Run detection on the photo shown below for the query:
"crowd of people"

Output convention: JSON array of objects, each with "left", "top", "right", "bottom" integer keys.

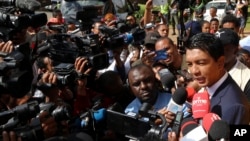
[{"left": 0, "top": 0, "right": 250, "bottom": 141}]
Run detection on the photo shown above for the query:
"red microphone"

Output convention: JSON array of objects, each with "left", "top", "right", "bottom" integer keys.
[
  {"left": 202, "top": 112, "right": 221, "bottom": 133},
  {"left": 192, "top": 91, "right": 210, "bottom": 119},
  {"left": 186, "top": 87, "right": 196, "bottom": 103}
]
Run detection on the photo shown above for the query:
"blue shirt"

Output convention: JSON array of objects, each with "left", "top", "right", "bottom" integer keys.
[{"left": 125, "top": 92, "right": 172, "bottom": 115}]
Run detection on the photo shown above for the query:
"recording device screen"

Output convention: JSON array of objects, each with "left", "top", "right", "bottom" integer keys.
[
  {"left": 172, "top": 111, "right": 183, "bottom": 137},
  {"left": 106, "top": 110, "right": 151, "bottom": 138}
]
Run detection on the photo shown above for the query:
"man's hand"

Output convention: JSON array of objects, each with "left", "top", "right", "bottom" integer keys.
[
  {"left": 2, "top": 131, "right": 22, "bottom": 141},
  {"left": 74, "top": 57, "right": 92, "bottom": 75},
  {"left": 0, "top": 41, "right": 14, "bottom": 54},
  {"left": 39, "top": 111, "right": 58, "bottom": 139},
  {"left": 141, "top": 49, "right": 156, "bottom": 67},
  {"left": 157, "top": 107, "right": 176, "bottom": 125},
  {"left": 39, "top": 72, "right": 57, "bottom": 85}
]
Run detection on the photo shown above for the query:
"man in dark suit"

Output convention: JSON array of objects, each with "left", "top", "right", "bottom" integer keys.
[{"left": 185, "top": 33, "right": 249, "bottom": 125}]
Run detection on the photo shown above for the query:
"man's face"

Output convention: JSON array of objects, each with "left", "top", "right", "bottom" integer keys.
[
  {"left": 222, "top": 22, "right": 239, "bottom": 33},
  {"left": 126, "top": 16, "right": 136, "bottom": 26},
  {"left": 157, "top": 25, "right": 169, "bottom": 37},
  {"left": 210, "top": 21, "right": 219, "bottom": 32},
  {"left": 155, "top": 39, "right": 178, "bottom": 67},
  {"left": 210, "top": 8, "right": 217, "bottom": 17},
  {"left": 186, "top": 49, "right": 224, "bottom": 87},
  {"left": 128, "top": 66, "right": 157, "bottom": 103},
  {"left": 12, "top": 29, "right": 27, "bottom": 45},
  {"left": 202, "top": 23, "right": 210, "bottom": 33},
  {"left": 223, "top": 44, "right": 238, "bottom": 66},
  {"left": 92, "top": 22, "right": 102, "bottom": 35}
]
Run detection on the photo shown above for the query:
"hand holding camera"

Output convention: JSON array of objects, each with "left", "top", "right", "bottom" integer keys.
[{"left": 0, "top": 41, "right": 14, "bottom": 55}]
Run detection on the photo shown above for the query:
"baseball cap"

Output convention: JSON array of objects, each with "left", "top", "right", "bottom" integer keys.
[
  {"left": 239, "top": 36, "right": 250, "bottom": 53},
  {"left": 215, "top": 28, "right": 239, "bottom": 46},
  {"left": 144, "top": 31, "right": 161, "bottom": 45}
]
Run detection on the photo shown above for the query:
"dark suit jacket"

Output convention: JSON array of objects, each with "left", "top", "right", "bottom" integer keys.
[{"left": 211, "top": 75, "right": 250, "bottom": 125}]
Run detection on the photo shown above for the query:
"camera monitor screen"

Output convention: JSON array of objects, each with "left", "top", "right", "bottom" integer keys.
[{"left": 106, "top": 109, "right": 151, "bottom": 138}]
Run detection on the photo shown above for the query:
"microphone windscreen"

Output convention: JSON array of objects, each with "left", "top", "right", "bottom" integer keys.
[
  {"left": 192, "top": 91, "right": 210, "bottom": 119},
  {"left": 186, "top": 87, "right": 196, "bottom": 103},
  {"left": 181, "top": 117, "right": 199, "bottom": 136},
  {"left": 202, "top": 113, "right": 221, "bottom": 133},
  {"left": 16, "top": 0, "right": 41, "bottom": 11},
  {"left": 158, "top": 69, "right": 176, "bottom": 92},
  {"left": 172, "top": 87, "right": 188, "bottom": 105},
  {"left": 208, "top": 120, "right": 230, "bottom": 141}
]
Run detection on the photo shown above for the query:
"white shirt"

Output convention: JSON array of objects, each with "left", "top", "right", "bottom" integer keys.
[{"left": 199, "top": 72, "right": 228, "bottom": 99}]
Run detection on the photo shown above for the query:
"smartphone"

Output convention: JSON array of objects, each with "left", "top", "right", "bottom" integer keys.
[
  {"left": 171, "top": 111, "right": 183, "bottom": 137},
  {"left": 154, "top": 48, "right": 167, "bottom": 62}
]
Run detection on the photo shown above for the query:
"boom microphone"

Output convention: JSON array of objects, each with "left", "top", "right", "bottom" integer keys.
[
  {"left": 16, "top": 0, "right": 41, "bottom": 11},
  {"left": 192, "top": 91, "right": 210, "bottom": 119},
  {"left": 167, "top": 87, "right": 187, "bottom": 114}
]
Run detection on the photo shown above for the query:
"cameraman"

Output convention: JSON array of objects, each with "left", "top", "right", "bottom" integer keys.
[{"left": 0, "top": 57, "right": 58, "bottom": 141}]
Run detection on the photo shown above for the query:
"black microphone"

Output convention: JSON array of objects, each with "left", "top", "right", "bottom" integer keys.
[
  {"left": 208, "top": 120, "right": 230, "bottom": 141},
  {"left": 166, "top": 87, "right": 188, "bottom": 114},
  {"left": 15, "top": 0, "right": 41, "bottom": 11},
  {"left": 158, "top": 68, "right": 176, "bottom": 92}
]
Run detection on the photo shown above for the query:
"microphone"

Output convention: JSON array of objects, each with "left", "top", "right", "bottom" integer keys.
[
  {"left": 180, "top": 125, "right": 208, "bottom": 141},
  {"left": 208, "top": 120, "right": 230, "bottom": 141},
  {"left": 180, "top": 117, "right": 199, "bottom": 136},
  {"left": 75, "top": 108, "right": 106, "bottom": 128},
  {"left": 202, "top": 113, "right": 221, "bottom": 133},
  {"left": 192, "top": 91, "right": 210, "bottom": 119},
  {"left": 158, "top": 68, "right": 176, "bottom": 92},
  {"left": 15, "top": 0, "right": 41, "bottom": 11},
  {"left": 167, "top": 87, "right": 188, "bottom": 114},
  {"left": 186, "top": 87, "right": 196, "bottom": 103}
]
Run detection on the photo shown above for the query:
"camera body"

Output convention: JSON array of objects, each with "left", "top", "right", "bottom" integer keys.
[{"left": 99, "top": 24, "right": 145, "bottom": 48}]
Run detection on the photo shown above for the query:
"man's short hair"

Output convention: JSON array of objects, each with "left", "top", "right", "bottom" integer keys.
[
  {"left": 221, "top": 14, "right": 240, "bottom": 28},
  {"left": 188, "top": 33, "right": 223, "bottom": 61}
]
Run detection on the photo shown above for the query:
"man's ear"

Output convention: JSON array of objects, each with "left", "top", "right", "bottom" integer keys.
[{"left": 217, "top": 56, "right": 225, "bottom": 69}]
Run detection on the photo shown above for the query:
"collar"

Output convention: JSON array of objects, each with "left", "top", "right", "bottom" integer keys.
[{"left": 206, "top": 72, "right": 228, "bottom": 99}]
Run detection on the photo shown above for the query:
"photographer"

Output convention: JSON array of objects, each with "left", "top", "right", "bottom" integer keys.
[{"left": 0, "top": 54, "right": 58, "bottom": 141}]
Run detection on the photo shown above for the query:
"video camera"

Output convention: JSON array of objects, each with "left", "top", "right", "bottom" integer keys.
[
  {"left": 99, "top": 24, "right": 145, "bottom": 49},
  {"left": 37, "top": 33, "right": 109, "bottom": 70},
  {"left": 74, "top": 103, "right": 168, "bottom": 140},
  {"left": 0, "top": 6, "right": 47, "bottom": 41},
  {"left": 35, "top": 33, "right": 109, "bottom": 88},
  {"left": 0, "top": 101, "right": 44, "bottom": 141},
  {"left": 39, "top": 102, "right": 72, "bottom": 122},
  {"left": 0, "top": 42, "right": 33, "bottom": 98}
]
